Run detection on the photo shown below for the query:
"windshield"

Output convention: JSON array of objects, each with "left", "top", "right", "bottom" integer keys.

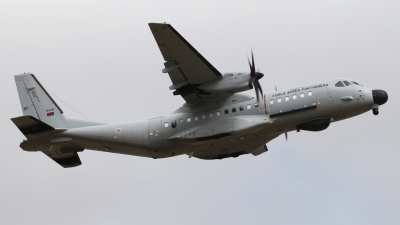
[
  {"left": 335, "top": 81, "right": 345, "bottom": 87},
  {"left": 343, "top": 81, "right": 351, "bottom": 86}
]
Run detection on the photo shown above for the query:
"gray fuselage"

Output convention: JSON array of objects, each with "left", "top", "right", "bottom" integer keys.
[{"left": 58, "top": 78, "right": 374, "bottom": 160}]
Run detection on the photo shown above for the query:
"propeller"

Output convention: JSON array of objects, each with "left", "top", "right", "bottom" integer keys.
[
  {"left": 247, "top": 50, "right": 264, "bottom": 105},
  {"left": 275, "top": 84, "right": 288, "bottom": 142}
]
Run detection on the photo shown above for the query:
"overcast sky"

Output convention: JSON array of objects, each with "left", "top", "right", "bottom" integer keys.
[{"left": 1, "top": 0, "right": 399, "bottom": 224}]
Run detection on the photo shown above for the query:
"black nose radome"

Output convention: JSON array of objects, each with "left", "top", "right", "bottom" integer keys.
[{"left": 372, "top": 90, "right": 388, "bottom": 105}]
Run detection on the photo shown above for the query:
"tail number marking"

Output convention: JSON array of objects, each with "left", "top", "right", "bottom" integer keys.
[{"left": 32, "top": 90, "right": 40, "bottom": 102}]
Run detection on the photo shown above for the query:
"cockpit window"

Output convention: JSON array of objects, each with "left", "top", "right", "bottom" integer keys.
[
  {"left": 351, "top": 81, "right": 363, "bottom": 86},
  {"left": 335, "top": 81, "right": 345, "bottom": 87},
  {"left": 343, "top": 81, "right": 351, "bottom": 86}
]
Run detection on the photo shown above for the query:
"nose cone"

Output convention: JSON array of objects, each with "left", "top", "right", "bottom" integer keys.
[{"left": 372, "top": 90, "right": 388, "bottom": 105}]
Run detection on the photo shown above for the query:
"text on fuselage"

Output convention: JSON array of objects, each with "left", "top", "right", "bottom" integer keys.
[{"left": 272, "top": 84, "right": 328, "bottom": 97}]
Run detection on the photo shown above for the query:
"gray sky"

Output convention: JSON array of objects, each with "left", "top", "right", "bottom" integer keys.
[{"left": 1, "top": 0, "right": 399, "bottom": 224}]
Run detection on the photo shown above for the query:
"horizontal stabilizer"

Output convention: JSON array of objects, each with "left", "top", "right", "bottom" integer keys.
[
  {"left": 11, "top": 115, "right": 55, "bottom": 139},
  {"left": 19, "top": 138, "right": 84, "bottom": 168},
  {"left": 43, "top": 151, "right": 82, "bottom": 168}
]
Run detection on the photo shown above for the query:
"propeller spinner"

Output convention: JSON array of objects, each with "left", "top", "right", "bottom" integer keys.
[{"left": 248, "top": 51, "right": 264, "bottom": 105}]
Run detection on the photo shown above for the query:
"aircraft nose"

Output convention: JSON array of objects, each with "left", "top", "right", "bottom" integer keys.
[{"left": 372, "top": 89, "right": 388, "bottom": 105}]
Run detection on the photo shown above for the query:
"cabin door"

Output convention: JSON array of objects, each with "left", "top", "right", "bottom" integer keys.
[{"left": 315, "top": 86, "right": 330, "bottom": 107}]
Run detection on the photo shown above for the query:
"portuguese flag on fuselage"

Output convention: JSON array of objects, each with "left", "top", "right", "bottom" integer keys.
[{"left": 47, "top": 112, "right": 54, "bottom": 117}]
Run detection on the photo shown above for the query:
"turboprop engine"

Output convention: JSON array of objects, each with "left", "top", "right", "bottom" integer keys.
[
  {"left": 198, "top": 51, "right": 265, "bottom": 105},
  {"left": 197, "top": 72, "right": 252, "bottom": 93}
]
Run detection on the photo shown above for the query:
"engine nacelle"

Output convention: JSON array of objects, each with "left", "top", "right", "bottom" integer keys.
[{"left": 197, "top": 72, "right": 251, "bottom": 93}]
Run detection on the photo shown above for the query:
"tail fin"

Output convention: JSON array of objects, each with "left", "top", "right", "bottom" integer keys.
[{"left": 15, "top": 73, "right": 69, "bottom": 129}]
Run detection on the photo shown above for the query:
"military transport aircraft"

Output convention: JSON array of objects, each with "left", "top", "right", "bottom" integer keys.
[{"left": 11, "top": 23, "right": 388, "bottom": 168}]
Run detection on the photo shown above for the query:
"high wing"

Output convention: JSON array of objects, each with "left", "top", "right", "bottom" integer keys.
[{"left": 149, "top": 23, "right": 223, "bottom": 103}]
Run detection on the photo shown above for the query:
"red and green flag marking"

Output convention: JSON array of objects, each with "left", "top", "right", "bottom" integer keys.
[{"left": 47, "top": 112, "right": 54, "bottom": 117}]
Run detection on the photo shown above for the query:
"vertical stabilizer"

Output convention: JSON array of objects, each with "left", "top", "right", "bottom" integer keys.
[{"left": 14, "top": 73, "right": 68, "bottom": 128}]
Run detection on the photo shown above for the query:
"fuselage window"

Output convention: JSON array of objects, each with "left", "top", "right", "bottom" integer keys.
[
  {"left": 202, "top": 114, "right": 206, "bottom": 119},
  {"left": 187, "top": 118, "right": 191, "bottom": 122},
  {"left": 210, "top": 113, "right": 213, "bottom": 117},
  {"left": 179, "top": 119, "right": 183, "bottom": 123},
  {"left": 217, "top": 111, "right": 221, "bottom": 116},
  {"left": 247, "top": 104, "right": 251, "bottom": 109},
  {"left": 164, "top": 122, "right": 169, "bottom": 128},
  {"left": 300, "top": 93, "right": 304, "bottom": 98},
  {"left": 232, "top": 107, "right": 236, "bottom": 113},
  {"left": 171, "top": 120, "right": 177, "bottom": 128},
  {"left": 194, "top": 116, "right": 198, "bottom": 121},
  {"left": 285, "top": 96, "right": 289, "bottom": 101},
  {"left": 239, "top": 106, "right": 244, "bottom": 111},
  {"left": 293, "top": 95, "right": 297, "bottom": 100},
  {"left": 277, "top": 98, "right": 281, "bottom": 103},
  {"left": 269, "top": 100, "right": 274, "bottom": 105},
  {"left": 308, "top": 91, "right": 313, "bottom": 96},
  {"left": 343, "top": 81, "right": 351, "bottom": 86},
  {"left": 335, "top": 81, "right": 345, "bottom": 87},
  {"left": 224, "top": 109, "right": 229, "bottom": 114}
]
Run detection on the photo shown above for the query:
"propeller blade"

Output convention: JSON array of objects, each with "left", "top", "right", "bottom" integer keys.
[
  {"left": 247, "top": 50, "right": 264, "bottom": 106},
  {"left": 275, "top": 84, "right": 278, "bottom": 91},
  {"left": 250, "top": 76, "right": 255, "bottom": 84},
  {"left": 249, "top": 76, "right": 255, "bottom": 89},
  {"left": 248, "top": 82, "right": 253, "bottom": 89},
  {"left": 248, "top": 56, "right": 254, "bottom": 89},
  {"left": 257, "top": 80, "right": 263, "bottom": 97},
  {"left": 285, "top": 132, "right": 288, "bottom": 142},
  {"left": 251, "top": 51, "right": 255, "bottom": 74},
  {"left": 254, "top": 80, "right": 260, "bottom": 104}
]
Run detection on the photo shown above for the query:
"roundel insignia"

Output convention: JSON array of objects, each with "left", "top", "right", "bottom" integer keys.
[{"left": 115, "top": 128, "right": 121, "bottom": 134}]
